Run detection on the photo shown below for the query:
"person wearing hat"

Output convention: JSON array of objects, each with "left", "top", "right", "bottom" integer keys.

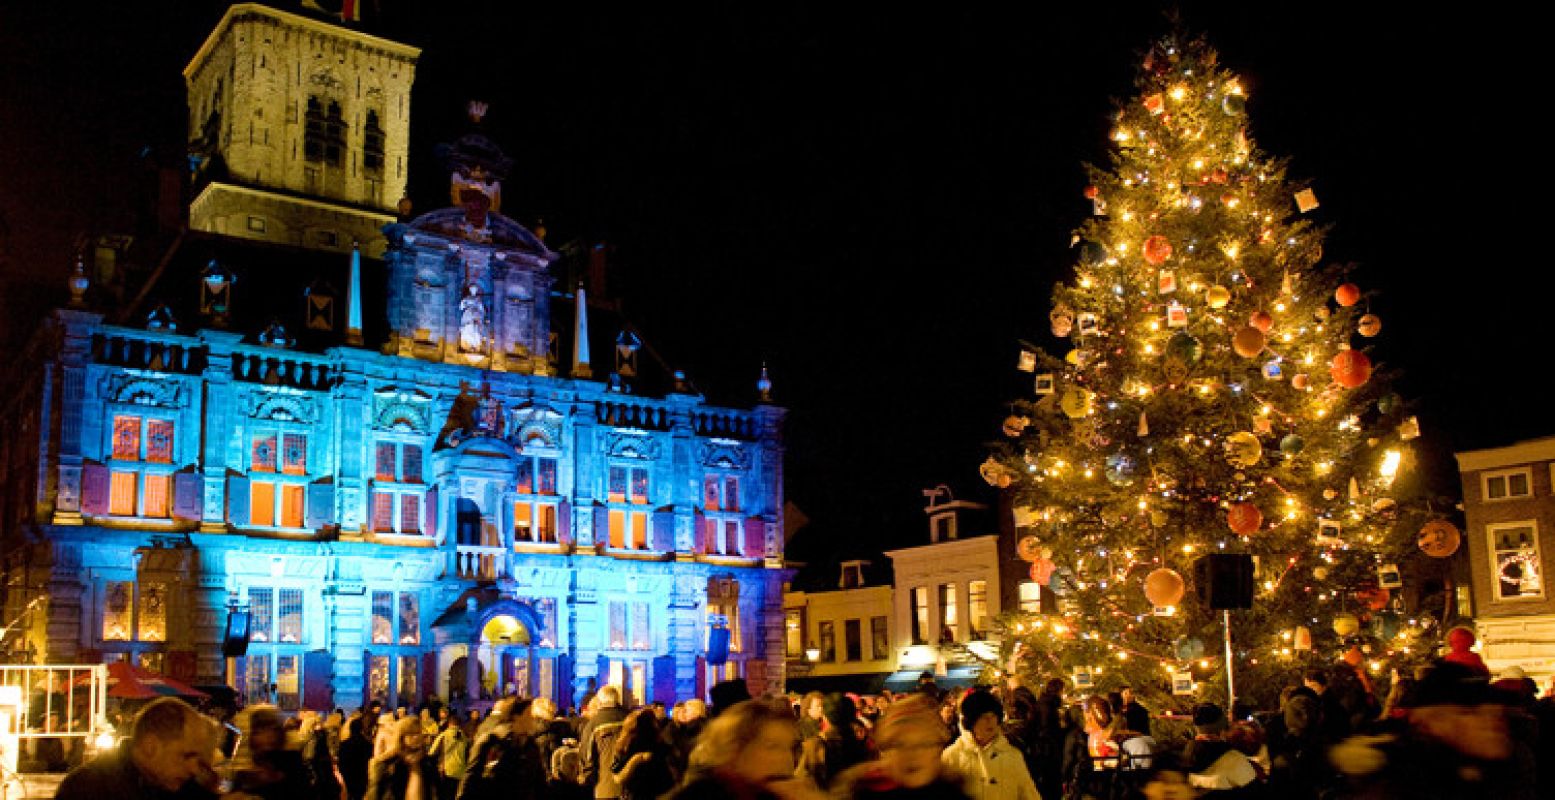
[
  {"left": 708, "top": 678, "right": 752, "bottom": 718},
  {"left": 1182, "top": 704, "right": 1256, "bottom": 792},
  {"left": 1330, "top": 659, "right": 1531, "bottom": 799},
  {"left": 939, "top": 690, "right": 1040, "bottom": 800}
]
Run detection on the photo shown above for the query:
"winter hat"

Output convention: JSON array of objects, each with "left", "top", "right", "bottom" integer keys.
[
  {"left": 708, "top": 678, "right": 752, "bottom": 717},
  {"left": 1191, "top": 702, "right": 1227, "bottom": 734},
  {"left": 958, "top": 689, "right": 1004, "bottom": 728}
]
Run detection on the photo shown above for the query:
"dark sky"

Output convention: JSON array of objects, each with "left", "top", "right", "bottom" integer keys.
[{"left": 0, "top": 3, "right": 1543, "bottom": 566}]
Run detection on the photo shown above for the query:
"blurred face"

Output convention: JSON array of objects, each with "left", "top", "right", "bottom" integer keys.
[
  {"left": 970, "top": 713, "right": 1000, "bottom": 747},
  {"left": 134, "top": 721, "right": 210, "bottom": 792},
  {"left": 939, "top": 705, "right": 956, "bottom": 724},
  {"left": 807, "top": 699, "right": 823, "bottom": 720},
  {"left": 1412, "top": 704, "right": 1510, "bottom": 761},
  {"left": 399, "top": 729, "right": 428, "bottom": 762},
  {"left": 732, "top": 722, "right": 799, "bottom": 784},
  {"left": 882, "top": 725, "right": 944, "bottom": 788}
]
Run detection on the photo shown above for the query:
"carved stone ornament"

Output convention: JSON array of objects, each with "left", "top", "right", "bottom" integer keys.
[
  {"left": 698, "top": 442, "right": 748, "bottom": 470},
  {"left": 603, "top": 431, "right": 660, "bottom": 460},
  {"left": 104, "top": 374, "right": 185, "bottom": 408},
  {"left": 372, "top": 388, "right": 435, "bottom": 433},
  {"left": 242, "top": 390, "right": 320, "bottom": 423},
  {"left": 509, "top": 404, "right": 563, "bottom": 448}
]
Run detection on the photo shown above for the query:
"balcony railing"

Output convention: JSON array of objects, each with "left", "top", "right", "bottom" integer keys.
[{"left": 455, "top": 545, "right": 506, "bottom": 581}]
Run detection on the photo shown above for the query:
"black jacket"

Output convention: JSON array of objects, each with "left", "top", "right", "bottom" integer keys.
[{"left": 54, "top": 745, "right": 218, "bottom": 800}]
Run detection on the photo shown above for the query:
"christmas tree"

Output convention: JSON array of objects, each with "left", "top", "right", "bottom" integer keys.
[{"left": 987, "top": 30, "right": 1455, "bottom": 711}]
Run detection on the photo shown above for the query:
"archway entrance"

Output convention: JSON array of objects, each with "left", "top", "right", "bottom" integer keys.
[{"left": 472, "top": 614, "right": 530, "bottom": 699}]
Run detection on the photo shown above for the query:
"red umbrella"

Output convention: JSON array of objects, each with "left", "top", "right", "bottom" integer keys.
[{"left": 74, "top": 662, "right": 210, "bottom": 699}]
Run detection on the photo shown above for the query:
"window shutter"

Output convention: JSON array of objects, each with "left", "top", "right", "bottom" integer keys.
[
  {"left": 172, "top": 472, "right": 202, "bottom": 521},
  {"left": 694, "top": 654, "right": 707, "bottom": 702},
  {"left": 692, "top": 513, "right": 710, "bottom": 556},
  {"left": 423, "top": 486, "right": 438, "bottom": 537},
  {"left": 226, "top": 475, "right": 250, "bottom": 524},
  {"left": 80, "top": 463, "right": 110, "bottom": 515},
  {"left": 651, "top": 511, "right": 675, "bottom": 553},
  {"left": 303, "top": 650, "right": 334, "bottom": 712},
  {"left": 306, "top": 481, "right": 335, "bottom": 530},
  {"left": 652, "top": 654, "right": 677, "bottom": 706},
  {"left": 592, "top": 503, "right": 608, "bottom": 548},
  {"left": 556, "top": 500, "right": 572, "bottom": 546},
  {"left": 421, "top": 651, "right": 438, "bottom": 706},
  {"left": 742, "top": 517, "right": 765, "bottom": 559}
]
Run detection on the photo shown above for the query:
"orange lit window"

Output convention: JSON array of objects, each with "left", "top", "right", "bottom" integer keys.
[
  {"left": 112, "top": 416, "right": 142, "bottom": 460},
  {"left": 537, "top": 504, "right": 557, "bottom": 543},
  {"left": 630, "top": 513, "right": 648, "bottom": 549},
  {"left": 281, "top": 484, "right": 305, "bottom": 527},
  {"left": 109, "top": 472, "right": 138, "bottom": 516},
  {"left": 609, "top": 510, "right": 626, "bottom": 549},
  {"left": 252, "top": 436, "right": 277, "bottom": 473},
  {"left": 143, "top": 474, "right": 171, "bottom": 518},
  {"left": 251, "top": 482, "right": 276, "bottom": 527},
  {"left": 514, "top": 502, "right": 533, "bottom": 542},
  {"left": 146, "top": 420, "right": 174, "bottom": 464},
  {"left": 281, "top": 434, "right": 307, "bottom": 475}
]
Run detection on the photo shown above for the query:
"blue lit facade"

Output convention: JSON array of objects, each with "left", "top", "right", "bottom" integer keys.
[{"left": 0, "top": 4, "right": 786, "bottom": 714}]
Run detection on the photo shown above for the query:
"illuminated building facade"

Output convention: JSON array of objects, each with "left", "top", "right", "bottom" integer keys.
[{"left": 0, "top": 3, "right": 786, "bottom": 713}]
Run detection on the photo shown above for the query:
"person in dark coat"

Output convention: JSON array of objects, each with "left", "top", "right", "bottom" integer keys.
[
  {"left": 607, "top": 709, "right": 676, "bottom": 800},
  {"left": 54, "top": 698, "right": 218, "bottom": 800},
  {"left": 794, "top": 694, "right": 873, "bottom": 789},
  {"left": 662, "top": 699, "right": 707, "bottom": 778},
  {"left": 368, "top": 717, "right": 438, "bottom": 800},
  {"left": 456, "top": 700, "right": 547, "bottom": 800},
  {"left": 1119, "top": 686, "right": 1151, "bottom": 738},
  {"left": 232, "top": 705, "right": 314, "bottom": 800},
  {"left": 339, "top": 712, "right": 378, "bottom": 800}
]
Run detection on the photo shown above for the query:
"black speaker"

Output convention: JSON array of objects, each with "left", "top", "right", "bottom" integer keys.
[
  {"left": 223, "top": 611, "right": 251, "bottom": 657},
  {"left": 706, "top": 627, "right": 730, "bottom": 666},
  {"left": 1194, "top": 554, "right": 1254, "bottom": 610}
]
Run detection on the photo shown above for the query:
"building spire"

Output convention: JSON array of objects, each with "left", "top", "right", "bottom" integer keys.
[
  {"left": 572, "top": 282, "right": 592, "bottom": 379},
  {"left": 346, "top": 241, "right": 364, "bottom": 346}
]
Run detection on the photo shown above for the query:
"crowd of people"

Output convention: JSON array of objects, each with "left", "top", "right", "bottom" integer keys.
[{"left": 49, "top": 656, "right": 1555, "bottom": 800}]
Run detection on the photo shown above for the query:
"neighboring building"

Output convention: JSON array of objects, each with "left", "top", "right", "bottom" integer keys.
[
  {"left": 0, "top": 4, "right": 786, "bottom": 713},
  {"left": 1457, "top": 436, "right": 1555, "bottom": 681},
  {"left": 782, "top": 560, "right": 896, "bottom": 695},
  {"left": 882, "top": 486, "right": 1012, "bottom": 691}
]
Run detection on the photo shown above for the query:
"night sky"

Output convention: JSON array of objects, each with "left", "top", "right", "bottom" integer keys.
[{"left": 0, "top": 3, "right": 1543, "bottom": 569}]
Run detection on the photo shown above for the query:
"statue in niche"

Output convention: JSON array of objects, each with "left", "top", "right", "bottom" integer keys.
[{"left": 459, "top": 283, "right": 488, "bottom": 352}]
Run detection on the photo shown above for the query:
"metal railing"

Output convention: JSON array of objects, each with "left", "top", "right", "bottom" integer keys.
[{"left": 0, "top": 665, "right": 108, "bottom": 741}]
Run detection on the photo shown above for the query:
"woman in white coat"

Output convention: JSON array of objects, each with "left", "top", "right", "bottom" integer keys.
[{"left": 940, "top": 690, "right": 1041, "bottom": 800}]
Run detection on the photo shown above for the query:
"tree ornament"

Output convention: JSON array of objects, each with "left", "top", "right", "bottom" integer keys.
[
  {"left": 1249, "top": 310, "right": 1273, "bottom": 334},
  {"left": 1030, "top": 558, "right": 1057, "bottom": 585},
  {"left": 1417, "top": 519, "right": 1462, "bottom": 558},
  {"left": 1342, "top": 645, "right": 1365, "bottom": 668},
  {"left": 1002, "top": 415, "right": 1030, "bottom": 437},
  {"left": 1312, "top": 566, "right": 1329, "bottom": 581},
  {"left": 1294, "top": 626, "right": 1313, "bottom": 651},
  {"left": 1138, "top": 412, "right": 1149, "bottom": 437},
  {"left": 1106, "top": 452, "right": 1138, "bottom": 486},
  {"left": 1222, "top": 93, "right": 1246, "bottom": 116},
  {"left": 1280, "top": 433, "right": 1305, "bottom": 455},
  {"left": 1206, "top": 285, "right": 1231, "bottom": 309},
  {"left": 1358, "top": 314, "right": 1382, "bottom": 337},
  {"left": 1233, "top": 326, "right": 1266, "bottom": 358},
  {"left": 1048, "top": 566, "right": 1076, "bottom": 596},
  {"left": 1335, "top": 283, "right": 1362, "bottom": 307},
  {"left": 1060, "top": 386, "right": 1094, "bottom": 418},
  {"left": 1227, "top": 502, "right": 1263, "bottom": 535},
  {"left": 1144, "top": 93, "right": 1165, "bottom": 115},
  {"left": 1083, "top": 185, "right": 1100, "bottom": 200},
  {"left": 1332, "top": 613, "right": 1360, "bottom": 637},
  {"left": 1356, "top": 587, "right": 1390, "bottom": 611},
  {"left": 1292, "top": 373, "right": 1310, "bottom": 390},
  {"left": 1174, "top": 636, "right": 1206, "bottom": 661},
  {"left": 1144, "top": 568, "right": 1186, "bottom": 607},
  {"left": 1211, "top": 168, "right": 1229, "bottom": 184},
  {"left": 1065, "top": 349, "right": 1084, "bottom": 366},
  {"left": 1166, "top": 331, "right": 1203, "bottom": 364},
  {"left": 1143, "top": 235, "right": 1174, "bottom": 265},
  {"left": 1330, "top": 349, "right": 1372, "bottom": 388},
  {"left": 979, "top": 457, "right": 1010, "bottom": 487},
  {"left": 1224, "top": 432, "right": 1263, "bottom": 468},
  {"left": 1017, "top": 535, "right": 1044, "bottom": 562},
  {"left": 1051, "top": 307, "right": 1075, "bottom": 338}
]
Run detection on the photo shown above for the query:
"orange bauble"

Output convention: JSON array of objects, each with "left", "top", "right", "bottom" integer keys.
[
  {"left": 1330, "top": 349, "right": 1373, "bottom": 388},
  {"left": 1144, "top": 568, "right": 1187, "bottom": 607},
  {"left": 1335, "top": 283, "right": 1362, "bottom": 307},
  {"left": 1358, "top": 314, "right": 1382, "bottom": 337},
  {"left": 1343, "top": 645, "right": 1365, "bottom": 668},
  {"left": 1417, "top": 520, "right": 1462, "bottom": 558},
  {"left": 1143, "top": 235, "right": 1174, "bottom": 265},
  {"left": 1083, "top": 185, "right": 1100, "bottom": 200},
  {"left": 1227, "top": 502, "right": 1263, "bottom": 535},
  {"left": 1233, "top": 326, "right": 1266, "bottom": 358},
  {"left": 1249, "top": 310, "right": 1273, "bottom": 334}
]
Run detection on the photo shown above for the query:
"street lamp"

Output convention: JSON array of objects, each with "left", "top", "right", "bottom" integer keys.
[{"left": 805, "top": 643, "right": 821, "bottom": 662}]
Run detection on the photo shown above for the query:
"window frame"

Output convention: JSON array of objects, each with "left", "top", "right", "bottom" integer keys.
[
  {"left": 969, "top": 579, "right": 989, "bottom": 640},
  {"left": 511, "top": 449, "right": 563, "bottom": 546},
  {"left": 371, "top": 436, "right": 428, "bottom": 536},
  {"left": 606, "top": 599, "right": 654, "bottom": 653},
  {"left": 242, "top": 584, "right": 308, "bottom": 711},
  {"left": 105, "top": 410, "right": 179, "bottom": 519},
  {"left": 843, "top": 618, "right": 862, "bottom": 662},
  {"left": 910, "top": 586, "right": 929, "bottom": 645},
  {"left": 1488, "top": 520, "right": 1545, "bottom": 602},
  {"left": 1483, "top": 467, "right": 1534, "bottom": 502},
  {"left": 246, "top": 423, "right": 313, "bottom": 530},
  {"left": 871, "top": 615, "right": 890, "bottom": 660},
  {"left": 818, "top": 620, "right": 836, "bottom": 663},
  {"left": 604, "top": 461, "right": 652, "bottom": 552}
]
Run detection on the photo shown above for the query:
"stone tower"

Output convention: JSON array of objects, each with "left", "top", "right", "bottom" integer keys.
[{"left": 183, "top": 3, "right": 420, "bottom": 257}]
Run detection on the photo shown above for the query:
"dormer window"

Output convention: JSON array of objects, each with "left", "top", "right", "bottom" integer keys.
[{"left": 840, "top": 562, "right": 865, "bottom": 589}]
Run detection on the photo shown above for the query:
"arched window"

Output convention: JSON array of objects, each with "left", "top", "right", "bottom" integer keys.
[
  {"left": 324, "top": 101, "right": 346, "bottom": 166},
  {"left": 364, "top": 110, "right": 385, "bottom": 171},
  {"left": 304, "top": 97, "right": 325, "bottom": 162}
]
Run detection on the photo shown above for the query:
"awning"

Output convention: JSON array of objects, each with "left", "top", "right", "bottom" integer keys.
[
  {"left": 882, "top": 666, "right": 986, "bottom": 692},
  {"left": 783, "top": 672, "right": 892, "bottom": 696},
  {"left": 74, "top": 662, "right": 209, "bottom": 700}
]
